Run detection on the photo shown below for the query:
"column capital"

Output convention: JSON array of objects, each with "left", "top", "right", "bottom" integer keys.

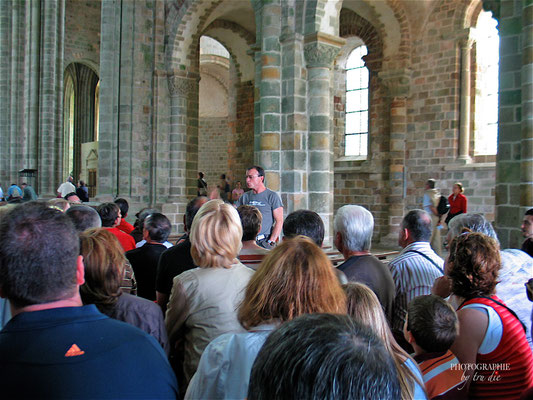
[
  {"left": 304, "top": 32, "right": 345, "bottom": 68},
  {"left": 378, "top": 68, "right": 413, "bottom": 98},
  {"left": 167, "top": 72, "right": 199, "bottom": 97}
]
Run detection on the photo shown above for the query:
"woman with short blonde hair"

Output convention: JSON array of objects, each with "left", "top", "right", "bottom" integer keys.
[
  {"left": 185, "top": 236, "right": 346, "bottom": 399},
  {"left": 189, "top": 199, "right": 242, "bottom": 268},
  {"left": 166, "top": 199, "right": 254, "bottom": 385}
]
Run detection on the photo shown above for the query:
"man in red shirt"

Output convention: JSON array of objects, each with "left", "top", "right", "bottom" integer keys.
[
  {"left": 114, "top": 198, "right": 134, "bottom": 234},
  {"left": 96, "top": 202, "right": 136, "bottom": 252}
]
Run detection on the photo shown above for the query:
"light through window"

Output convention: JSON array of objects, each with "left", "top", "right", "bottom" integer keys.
[
  {"left": 345, "top": 45, "right": 369, "bottom": 157},
  {"left": 474, "top": 11, "right": 499, "bottom": 155}
]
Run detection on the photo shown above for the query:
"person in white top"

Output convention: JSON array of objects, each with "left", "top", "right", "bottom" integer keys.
[{"left": 57, "top": 176, "right": 76, "bottom": 198}]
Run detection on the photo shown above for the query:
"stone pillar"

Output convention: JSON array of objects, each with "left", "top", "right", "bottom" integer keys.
[
  {"left": 39, "top": 0, "right": 66, "bottom": 196},
  {"left": 164, "top": 72, "right": 198, "bottom": 234},
  {"left": 304, "top": 33, "right": 344, "bottom": 242},
  {"left": 256, "top": 1, "right": 282, "bottom": 192},
  {"left": 378, "top": 68, "right": 412, "bottom": 245},
  {"left": 521, "top": 0, "right": 533, "bottom": 226},
  {"left": 494, "top": 1, "right": 527, "bottom": 247},
  {"left": 458, "top": 36, "right": 474, "bottom": 162},
  {"left": 280, "top": 32, "right": 307, "bottom": 214}
]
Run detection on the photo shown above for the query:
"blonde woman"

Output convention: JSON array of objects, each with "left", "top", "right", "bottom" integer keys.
[
  {"left": 343, "top": 282, "right": 427, "bottom": 400},
  {"left": 186, "top": 236, "right": 346, "bottom": 399},
  {"left": 165, "top": 199, "right": 254, "bottom": 384}
]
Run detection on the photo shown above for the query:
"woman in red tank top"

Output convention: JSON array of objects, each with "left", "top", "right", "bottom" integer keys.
[{"left": 446, "top": 232, "right": 533, "bottom": 399}]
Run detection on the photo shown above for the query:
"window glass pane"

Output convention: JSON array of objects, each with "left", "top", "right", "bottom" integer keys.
[
  {"left": 345, "top": 133, "right": 368, "bottom": 157},
  {"left": 345, "top": 45, "right": 369, "bottom": 157}
]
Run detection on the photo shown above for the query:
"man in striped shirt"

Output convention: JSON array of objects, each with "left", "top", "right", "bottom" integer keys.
[{"left": 389, "top": 209, "right": 444, "bottom": 350}]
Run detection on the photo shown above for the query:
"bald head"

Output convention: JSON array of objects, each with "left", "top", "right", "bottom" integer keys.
[{"left": 401, "top": 209, "right": 432, "bottom": 244}]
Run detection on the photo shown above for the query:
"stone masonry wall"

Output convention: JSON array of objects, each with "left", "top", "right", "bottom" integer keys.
[
  {"left": 199, "top": 117, "right": 231, "bottom": 190},
  {"left": 65, "top": 0, "right": 101, "bottom": 70}
]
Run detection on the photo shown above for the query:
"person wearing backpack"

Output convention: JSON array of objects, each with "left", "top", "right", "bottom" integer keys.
[{"left": 423, "top": 179, "right": 443, "bottom": 256}]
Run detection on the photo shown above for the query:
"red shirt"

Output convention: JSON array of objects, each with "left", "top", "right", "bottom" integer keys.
[
  {"left": 116, "top": 219, "right": 134, "bottom": 234},
  {"left": 104, "top": 227, "right": 136, "bottom": 252},
  {"left": 458, "top": 296, "right": 533, "bottom": 399},
  {"left": 448, "top": 193, "right": 467, "bottom": 215}
]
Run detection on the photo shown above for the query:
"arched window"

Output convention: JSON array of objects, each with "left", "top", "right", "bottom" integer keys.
[
  {"left": 345, "top": 45, "right": 369, "bottom": 157},
  {"left": 63, "top": 73, "right": 75, "bottom": 176},
  {"left": 474, "top": 11, "right": 499, "bottom": 155}
]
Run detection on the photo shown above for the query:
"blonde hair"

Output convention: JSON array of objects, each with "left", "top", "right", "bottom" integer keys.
[
  {"left": 343, "top": 282, "right": 425, "bottom": 400},
  {"left": 238, "top": 236, "right": 346, "bottom": 329},
  {"left": 190, "top": 199, "right": 242, "bottom": 268},
  {"left": 79, "top": 228, "right": 125, "bottom": 311}
]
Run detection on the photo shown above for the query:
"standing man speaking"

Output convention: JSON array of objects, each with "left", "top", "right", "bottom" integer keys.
[{"left": 237, "top": 166, "right": 283, "bottom": 249}]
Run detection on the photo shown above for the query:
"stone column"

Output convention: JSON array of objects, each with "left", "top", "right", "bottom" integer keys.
[
  {"left": 163, "top": 72, "right": 198, "bottom": 234},
  {"left": 280, "top": 32, "right": 307, "bottom": 213},
  {"left": 378, "top": 68, "right": 412, "bottom": 245},
  {"left": 304, "top": 33, "right": 344, "bottom": 242},
  {"left": 256, "top": 1, "right": 282, "bottom": 193},
  {"left": 38, "top": 0, "right": 65, "bottom": 196},
  {"left": 458, "top": 36, "right": 474, "bottom": 162},
  {"left": 521, "top": 0, "right": 533, "bottom": 222}
]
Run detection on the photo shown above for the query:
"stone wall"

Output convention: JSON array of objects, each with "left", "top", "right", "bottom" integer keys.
[
  {"left": 64, "top": 0, "right": 101, "bottom": 70},
  {"left": 199, "top": 117, "right": 231, "bottom": 189}
]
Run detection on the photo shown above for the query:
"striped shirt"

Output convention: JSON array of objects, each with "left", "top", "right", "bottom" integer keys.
[
  {"left": 388, "top": 242, "right": 444, "bottom": 333},
  {"left": 414, "top": 350, "right": 466, "bottom": 400}
]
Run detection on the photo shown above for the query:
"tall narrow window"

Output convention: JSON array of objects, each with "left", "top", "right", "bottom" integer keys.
[
  {"left": 345, "top": 45, "right": 369, "bottom": 157},
  {"left": 474, "top": 11, "right": 499, "bottom": 155}
]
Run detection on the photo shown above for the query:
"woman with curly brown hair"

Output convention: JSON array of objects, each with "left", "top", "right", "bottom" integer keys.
[
  {"left": 185, "top": 236, "right": 347, "bottom": 399},
  {"left": 446, "top": 231, "right": 533, "bottom": 399},
  {"left": 79, "top": 228, "right": 168, "bottom": 353}
]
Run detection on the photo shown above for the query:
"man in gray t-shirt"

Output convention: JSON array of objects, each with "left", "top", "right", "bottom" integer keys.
[{"left": 237, "top": 166, "right": 283, "bottom": 248}]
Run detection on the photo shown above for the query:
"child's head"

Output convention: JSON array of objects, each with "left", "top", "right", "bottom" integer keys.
[{"left": 405, "top": 295, "right": 458, "bottom": 353}]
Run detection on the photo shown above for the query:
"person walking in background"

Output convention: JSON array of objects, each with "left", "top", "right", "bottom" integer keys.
[
  {"left": 423, "top": 178, "right": 443, "bottom": 256},
  {"left": 76, "top": 180, "right": 89, "bottom": 202},
  {"left": 57, "top": 176, "right": 76, "bottom": 198},
  {"left": 232, "top": 181, "right": 244, "bottom": 205},
  {"left": 197, "top": 172, "right": 207, "bottom": 196},
  {"left": 218, "top": 174, "right": 230, "bottom": 202},
  {"left": 445, "top": 182, "right": 467, "bottom": 225}
]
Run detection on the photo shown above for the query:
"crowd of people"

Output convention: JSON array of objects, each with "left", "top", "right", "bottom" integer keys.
[{"left": 0, "top": 168, "right": 532, "bottom": 399}]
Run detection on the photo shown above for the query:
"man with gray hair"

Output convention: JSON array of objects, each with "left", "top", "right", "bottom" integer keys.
[
  {"left": 439, "top": 213, "right": 533, "bottom": 350},
  {"left": 389, "top": 209, "right": 444, "bottom": 350},
  {"left": 334, "top": 205, "right": 395, "bottom": 323},
  {"left": 65, "top": 205, "right": 102, "bottom": 233}
]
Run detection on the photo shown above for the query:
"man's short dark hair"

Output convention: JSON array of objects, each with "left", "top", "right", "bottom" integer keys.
[
  {"left": 402, "top": 209, "right": 432, "bottom": 242},
  {"left": 407, "top": 295, "right": 459, "bottom": 353},
  {"left": 526, "top": 208, "right": 533, "bottom": 216},
  {"left": 0, "top": 202, "right": 79, "bottom": 308},
  {"left": 114, "top": 198, "right": 129, "bottom": 218},
  {"left": 64, "top": 192, "right": 78, "bottom": 201},
  {"left": 238, "top": 205, "right": 262, "bottom": 241},
  {"left": 283, "top": 210, "right": 325, "bottom": 247},
  {"left": 144, "top": 213, "right": 172, "bottom": 242},
  {"left": 97, "top": 203, "right": 120, "bottom": 227},
  {"left": 248, "top": 313, "right": 401, "bottom": 400},
  {"left": 185, "top": 196, "right": 208, "bottom": 231},
  {"left": 426, "top": 179, "right": 436, "bottom": 189},
  {"left": 247, "top": 165, "right": 265, "bottom": 178},
  {"left": 66, "top": 205, "right": 102, "bottom": 232}
]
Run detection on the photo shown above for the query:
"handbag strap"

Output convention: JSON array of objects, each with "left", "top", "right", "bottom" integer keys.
[{"left": 405, "top": 249, "right": 444, "bottom": 274}]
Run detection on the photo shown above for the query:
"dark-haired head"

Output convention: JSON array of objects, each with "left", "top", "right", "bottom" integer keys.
[
  {"left": 406, "top": 295, "right": 459, "bottom": 353},
  {"left": 248, "top": 313, "right": 401, "bottom": 400},
  {"left": 0, "top": 202, "right": 80, "bottom": 308},
  {"left": 66, "top": 205, "right": 102, "bottom": 232},
  {"left": 283, "top": 209, "right": 325, "bottom": 247},
  {"left": 114, "top": 198, "right": 129, "bottom": 218}
]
